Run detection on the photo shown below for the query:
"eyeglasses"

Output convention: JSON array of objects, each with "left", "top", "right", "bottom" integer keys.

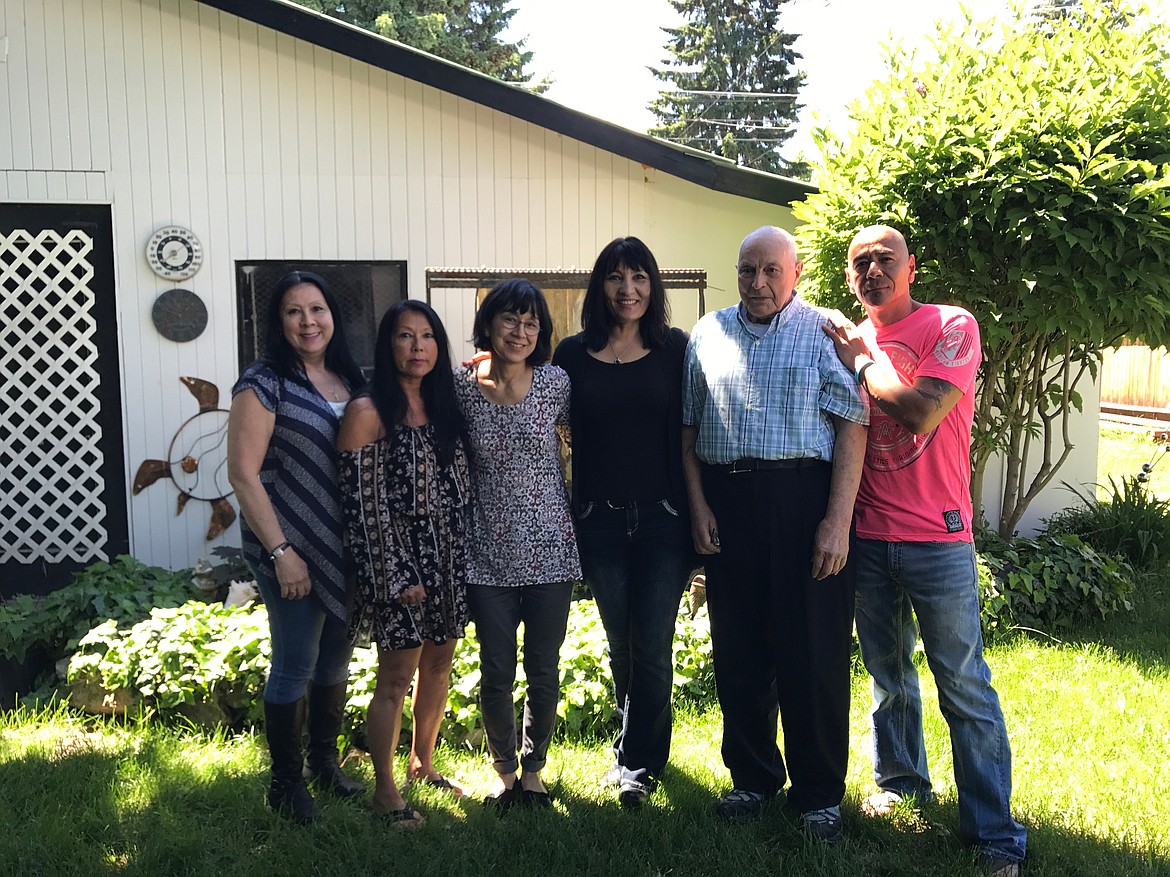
[{"left": 498, "top": 314, "right": 541, "bottom": 336}]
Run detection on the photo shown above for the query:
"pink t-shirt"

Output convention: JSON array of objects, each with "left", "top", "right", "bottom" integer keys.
[{"left": 854, "top": 304, "right": 981, "bottom": 542}]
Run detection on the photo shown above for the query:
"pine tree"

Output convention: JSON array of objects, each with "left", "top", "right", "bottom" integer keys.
[
  {"left": 1026, "top": 0, "right": 1128, "bottom": 28},
  {"left": 1029, "top": 0, "right": 1082, "bottom": 19},
  {"left": 293, "top": 0, "right": 543, "bottom": 88},
  {"left": 649, "top": 0, "right": 804, "bottom": 176}
]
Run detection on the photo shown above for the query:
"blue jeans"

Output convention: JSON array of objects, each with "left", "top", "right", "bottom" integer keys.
[
  {"left": 252, "top": 565, "right": 353, "bottom": 704},
  {"left": 854, "top": 539, "right": 1027, "bottom": 863},
  {"left": 576, "top": 499, "right": 693, "bottom": 784}
]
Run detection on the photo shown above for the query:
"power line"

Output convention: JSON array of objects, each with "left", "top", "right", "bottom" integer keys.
[
  {"left": 670, "top": 90, "right": 799, "bottom": 99},
  {"left": 691, "top": 118, "right": 796, "bottom": 130}
]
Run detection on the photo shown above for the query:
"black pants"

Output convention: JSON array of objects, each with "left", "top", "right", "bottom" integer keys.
[
  {"left": 467, "top": 582, "right": 573, "bottom": 776},
  {"left": 701, "top": 462, "right": 854, "bottom": 812}
]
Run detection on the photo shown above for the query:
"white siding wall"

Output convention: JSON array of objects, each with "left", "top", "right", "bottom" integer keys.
[
  {"left": 980, "top": 378, "right": 1101, "bottom": 536},
  {"left": 2, "top": 0, "right": 786, "bottom": 569}
]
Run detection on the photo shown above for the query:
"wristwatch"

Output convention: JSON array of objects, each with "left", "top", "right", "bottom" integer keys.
[
  {"left": 855, "top": 357, "right": 876, "bottom": 386},
  {"left": 269, "top": 541, "right": 292, "bottom": 560}
]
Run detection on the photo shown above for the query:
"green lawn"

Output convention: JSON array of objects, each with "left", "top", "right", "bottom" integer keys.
[
  {"left": 3, "top": 586, "right": 1168, "bottom": 877},
  {"left": 1097, "top": 425, "right": 1170, "bottom": 501}
]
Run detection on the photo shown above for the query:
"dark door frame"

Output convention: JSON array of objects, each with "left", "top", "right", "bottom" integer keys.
[{"left": 0, "top": 202, "right": 128, "bottom": 597}]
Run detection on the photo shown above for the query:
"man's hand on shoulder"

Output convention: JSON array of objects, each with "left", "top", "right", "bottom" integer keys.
[{"left": 822, "top": 310, "right": 873, "bottom": 373}]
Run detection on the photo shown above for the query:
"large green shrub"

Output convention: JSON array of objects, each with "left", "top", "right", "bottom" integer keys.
[
  {"left": 0, "top": 556, "right": 194, "bottom": 663},
  {"left": 978, "top": 531, "right": 1135, "bottom": 633},
  {"left": 1044, "top": 476, "right": 1170, "bottom": 572},
  {"left": 794, "top": 0, "right": 1170, "bottom": 536}
]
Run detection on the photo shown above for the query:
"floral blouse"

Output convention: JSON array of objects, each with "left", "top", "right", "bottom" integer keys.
[{"left": 453, "top": 364, "right": 581, "bottom": 587}]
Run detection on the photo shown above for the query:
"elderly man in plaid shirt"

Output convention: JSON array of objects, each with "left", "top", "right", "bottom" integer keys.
[{"left": 681, "top": 226, "right": 868, "bottom": 843}]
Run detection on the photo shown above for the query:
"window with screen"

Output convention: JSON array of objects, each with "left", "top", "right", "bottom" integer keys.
[{"left": 236, "top": 261, "right": 407, "bottom": 376}]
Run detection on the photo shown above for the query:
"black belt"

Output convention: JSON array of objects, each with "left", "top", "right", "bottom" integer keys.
[{"left": 707, "top": 457, "right": 824, "bottom": 474}]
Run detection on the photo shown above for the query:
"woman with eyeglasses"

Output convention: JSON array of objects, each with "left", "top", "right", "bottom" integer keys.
[
  {"left": 552, "top": 237, "right": 694, "bottom": 809},
  {"left": 453, "top": 279, "right": 581, "bottom": 813}
]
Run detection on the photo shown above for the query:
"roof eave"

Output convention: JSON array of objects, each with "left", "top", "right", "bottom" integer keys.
[{"left": 194, "top": 0, "right": 815, "bottom": 207}]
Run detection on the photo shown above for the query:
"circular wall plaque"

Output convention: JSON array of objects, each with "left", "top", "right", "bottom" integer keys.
[
  {"left": 152, "top": 288, "right": 208, "bottom": 342},
  {"left": 146, "top": 225, "right": 204, "bottom": 280}
]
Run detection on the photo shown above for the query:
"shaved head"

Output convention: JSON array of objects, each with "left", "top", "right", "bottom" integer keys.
[
  {"left": 848, "top": 225, "right": 909, "bottom": 258},
  {"left": 845, "top": 225, "right": 916, "bottom": 327}
]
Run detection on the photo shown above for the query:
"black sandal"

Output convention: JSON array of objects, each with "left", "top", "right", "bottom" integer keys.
[
  {"left": 521, "top": 788, "right": 553, "bottom": 809},
  {"left": 378, "top": 805, "right": 425, "bottom": 829},
  {"left": 483, "top": 781, "right": 521, "bottom": 814},
  {"left": 407, "top": 774, "right": 464, "bottom": 797}
]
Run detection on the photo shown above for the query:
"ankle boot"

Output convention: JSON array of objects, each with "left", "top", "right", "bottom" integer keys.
[
  {"left": 264, "top": 698, "right": 320, "bottom": 824},
  {"left": 304, "top": 682, "right": 364, "bottom": 797}
]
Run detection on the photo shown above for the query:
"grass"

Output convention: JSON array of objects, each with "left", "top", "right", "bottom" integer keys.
[
  {"left": 1096, "top": 425, "right": 1170, "bottom": 502},
  {"left": 4, "top": 592, "right": 1169, "bottom": 877}
]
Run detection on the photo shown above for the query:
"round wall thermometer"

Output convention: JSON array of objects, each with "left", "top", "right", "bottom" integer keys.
[{"left": 146, "top": 225, "right": 204, "bottom": 280}]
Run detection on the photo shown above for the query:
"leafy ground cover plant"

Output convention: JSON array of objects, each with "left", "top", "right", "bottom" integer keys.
[
  {"left": 978, "top": 531, "right": 1135, "bottom": 634},
  {"left": 0, "top": 556, "right": 194, "bottom": 664},
  {"left": 46, "top": 549, "right": 1136, "bottom": 733},
  {"left": 365, "top": 598, "right": 716, "bottom": 746},
  {"left": 65, "top": 602, "right": 271, "bottom": 726},
  {"left": 56, "top": 597, "right": 715, "bottom": 747}
]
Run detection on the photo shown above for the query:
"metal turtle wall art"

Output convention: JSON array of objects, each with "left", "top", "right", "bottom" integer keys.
[{"left": 133, "top": 376, "right": 236, "bottom": 540}]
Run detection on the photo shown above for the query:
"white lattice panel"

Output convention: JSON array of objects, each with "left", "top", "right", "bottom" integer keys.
[{"left": 0, "top": 229, "right": 108, "bottom": 563}]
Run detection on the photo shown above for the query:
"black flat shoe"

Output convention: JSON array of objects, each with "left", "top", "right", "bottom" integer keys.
[
  {"left": 521, "top": 788, "right": 553, "bottom": 809},
  {"left": 483, "top": 782, "right": 521, "bottom": 814}
]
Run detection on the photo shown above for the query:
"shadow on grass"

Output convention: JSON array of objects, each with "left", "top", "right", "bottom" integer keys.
[
  {"left": 0, "top": 723, "right": 1166, "bottom": 877},
  {"left": 847, "top": 796, "right": 1169, "bottom": 877}
]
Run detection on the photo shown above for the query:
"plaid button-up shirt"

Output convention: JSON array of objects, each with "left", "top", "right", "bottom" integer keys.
[{"left": 682, "top": 297, "right": 868, "bottom": 465}]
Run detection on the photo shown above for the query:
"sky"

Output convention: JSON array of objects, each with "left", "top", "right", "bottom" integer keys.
[{"left": 501, "top": 0, "right": 1151, "bottom": 161}]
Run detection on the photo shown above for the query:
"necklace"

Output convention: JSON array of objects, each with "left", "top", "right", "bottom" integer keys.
[
  {"left": 320, "top": 377, "right": 345, "bottom": 402},
  {"left": 306, "top": 363, "right": 345, "bottom": 402},
  {"left": 608, "top": 334, "right": 640, "bottom": 364}
]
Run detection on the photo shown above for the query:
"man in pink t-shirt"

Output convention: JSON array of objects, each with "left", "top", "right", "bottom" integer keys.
[{"left": 823, "top": 226, "right": 1026, "bottom": 877}]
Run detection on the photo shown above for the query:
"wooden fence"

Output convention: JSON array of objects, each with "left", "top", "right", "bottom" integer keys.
[{"left": 1100, "top": 343, "right": 1170, "bottom": 410}]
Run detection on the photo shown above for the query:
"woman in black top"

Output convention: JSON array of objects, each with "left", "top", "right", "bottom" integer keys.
[{"left": 552, "top": 237, "right": 694, "bottom": 808}]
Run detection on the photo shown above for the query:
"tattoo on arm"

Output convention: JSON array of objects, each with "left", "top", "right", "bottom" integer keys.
[{"left": 913, "top": 377, "right": 952, "bottom": 412}]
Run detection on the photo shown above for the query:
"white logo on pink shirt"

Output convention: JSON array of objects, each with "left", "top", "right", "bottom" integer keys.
[{"left": 933, "top": 329, "right": 975, "bottom": 368}]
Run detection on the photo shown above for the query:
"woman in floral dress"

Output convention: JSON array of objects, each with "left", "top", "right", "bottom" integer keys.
[{"left": 338, "top": 300, "right": 472, "bottom": 828}]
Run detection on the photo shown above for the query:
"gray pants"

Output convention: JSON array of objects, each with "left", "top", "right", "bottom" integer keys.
[{"left": 467, "top": 582, "right": 573, "bottom": 775}]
